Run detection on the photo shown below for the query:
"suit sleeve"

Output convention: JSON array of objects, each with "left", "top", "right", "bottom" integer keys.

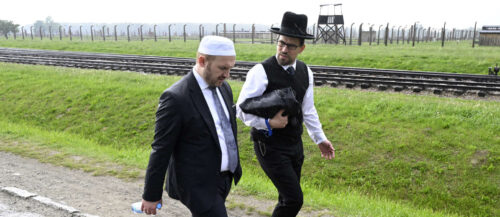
[{"left": 142, "top": 91, "right": 182, "bottom": 202}]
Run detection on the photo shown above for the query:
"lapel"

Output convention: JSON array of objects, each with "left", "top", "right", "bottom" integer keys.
[{"left": 187, "top": 71, "right": 220, "bottom": 147}]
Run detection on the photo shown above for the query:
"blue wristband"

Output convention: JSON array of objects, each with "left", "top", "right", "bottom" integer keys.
[{"left": 265, "top": 118, "right": 272, "bottom": 136}]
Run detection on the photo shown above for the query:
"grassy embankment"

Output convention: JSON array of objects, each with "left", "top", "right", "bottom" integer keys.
[
  {"left": 0, "top": 39, "right": 499, "bottom": 74},
  {"left": 1, "top": 62, "right": 499, "bottom": 217}
]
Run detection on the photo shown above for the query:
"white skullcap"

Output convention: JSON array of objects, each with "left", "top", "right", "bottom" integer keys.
[{"left": 197, "top": 35, "right": 236, "bottom": 56}]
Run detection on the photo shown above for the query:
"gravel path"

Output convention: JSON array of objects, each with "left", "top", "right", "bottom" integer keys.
[
  {"left": 0, "top": 151, "right": 190, "bottom": 217},
  {"left": 0, "top": 190, "right": 72, "bottom": 217}
]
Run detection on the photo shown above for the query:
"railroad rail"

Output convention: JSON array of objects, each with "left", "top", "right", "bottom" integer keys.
[{"left": 1, "top": 47, "right": 499, "bottom": 97}]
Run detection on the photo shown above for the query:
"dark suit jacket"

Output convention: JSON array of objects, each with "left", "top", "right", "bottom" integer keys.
[{"left": 142, "top": 71, "right": 242, "bottom": 214}]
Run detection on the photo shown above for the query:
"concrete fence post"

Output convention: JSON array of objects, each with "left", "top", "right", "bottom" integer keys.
[
  {"left": 90, "top": 25, "right": 94, "bottom": 42},
  {"left": 441, "top": 22, "right": 446, "bottom": 47},
  {"left": 412, "top": 23, "right": 416, "bottom": 47},
  {"left": 127, "top": 25, "right": 130, "bottom": 42},
  {"left": 384, "top": 23, "right": 389, "bottom": 46},
  {"left": 369, "top": 25, "right": 373, "bottom": 46},
  {"left": 390, "top": 26, "right": 394, "bottom": 44},
  {"left": 183, "top": 24, "right": 187, "bottom": 42},
  {"left": 358, "top": 23, "right": 363, "bottom": 46},
  {"left": 232, "top": 24, "right": 236, "bottom": 43},
  {"left": 139, "top": 25, "right": 143, "bottom": 42},
  {"left": 349, "top": 22, "right": 355, "bottom": 45},
  {"left": 168, "top": 24, "right": 173, "bottom": 42},
  {"left": 102, "top": 26, "right": 106, "bottom": 41},
  {"left": 114, "top": 25, "right": 117, "bottom": 41},
  {"left": 199, "top": 24, "right": 203, "bottom": 41},
  {"left": 270, "top": 24, "right": 274, "bottom": 44},
  {"left": 402, "top": 28, "right": 405, "bottom": 44},
  {"left": 251, "top": 24, "right": 255, "bottom": 44},
  {"left": 154, "top": 24, "right": 158, "bottom": 42},
  {"left": 472, "top": 22, "right": 477, "bottom": 48}
]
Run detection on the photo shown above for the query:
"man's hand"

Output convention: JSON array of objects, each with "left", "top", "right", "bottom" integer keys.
[
  {"left": 318, "top": 140, "right": 335, "bottom": 160},
  {"left": 269, "top": 109, "right": 288, "bottom": 129},
  {"left": 142, "top": 199, "right": 162, "bottom": 215}
]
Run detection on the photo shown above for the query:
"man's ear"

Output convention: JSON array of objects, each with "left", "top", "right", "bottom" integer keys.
[{"left": 197, "top": 55, "right": 206, "bottom": 67}]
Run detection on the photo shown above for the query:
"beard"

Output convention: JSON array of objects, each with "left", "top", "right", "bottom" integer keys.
[
  {"left": 277, "top": 52, "right": 293, "bottom": 66},
  {"left": 203, "top": 62, "right": 224, "bottom": 87}
]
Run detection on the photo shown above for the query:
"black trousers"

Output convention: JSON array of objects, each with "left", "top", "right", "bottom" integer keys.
[
  {"left": 191, "top": 172, "right": 233, "bottom": 217},
  {"left": 254, "top": 139, "right": 305, "bottom": 217}
]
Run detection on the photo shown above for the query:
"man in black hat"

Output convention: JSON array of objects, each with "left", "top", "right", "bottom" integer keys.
[{"left": 236, "top": 11, "right": 335, "bottom": 216}]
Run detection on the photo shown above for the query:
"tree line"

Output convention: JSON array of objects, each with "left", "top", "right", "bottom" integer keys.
[
  {"left": 1, "top": 17, "right": 61, "bottom": 39},
  {"left": 0, "top": 20, "right": 19, "bottom": 39}
]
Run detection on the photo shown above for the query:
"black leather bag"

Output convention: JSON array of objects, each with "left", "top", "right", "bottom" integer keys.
[{"left": 239, "top": 87, "right": 300, "bottom": 118}]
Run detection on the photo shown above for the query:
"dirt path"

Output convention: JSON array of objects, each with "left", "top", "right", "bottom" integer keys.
[
  {"left": 0, "top": 151, "right": 334, "bottom": 217},
  {"left": 0, "top": 151, "right": 191, "bottom": 217}
]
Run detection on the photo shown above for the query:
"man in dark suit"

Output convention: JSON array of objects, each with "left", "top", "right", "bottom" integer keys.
[
  {"left": 236, "top": 12, "right": 335, "bottom": 217},
  {"left": 141, "top": 35, "right": 242, "bottom": 217}
]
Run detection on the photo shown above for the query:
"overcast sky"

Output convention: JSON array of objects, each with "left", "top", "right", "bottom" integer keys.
[{"left": 1, "top": 0, "right": 498, "bottom": 29}]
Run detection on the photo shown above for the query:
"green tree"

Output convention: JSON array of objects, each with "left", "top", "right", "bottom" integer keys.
[
  {"left": 0, "top": 20, "right": 20, "bottom": 39},
  {"left": 33, "top": 16, "right": 61, "bottom": 37}
]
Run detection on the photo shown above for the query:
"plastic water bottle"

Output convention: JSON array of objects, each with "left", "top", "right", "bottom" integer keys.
[{"left": 131, "top": 201, "right": 162, "bottom": 214}]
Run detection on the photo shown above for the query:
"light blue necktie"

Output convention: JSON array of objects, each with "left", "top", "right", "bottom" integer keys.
[{"left": 210, "top": 87, "right": 238, "bottom": 173}]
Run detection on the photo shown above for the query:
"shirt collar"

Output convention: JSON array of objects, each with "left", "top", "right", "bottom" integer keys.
[{"left": 193, "top": 66, "right": 210, "bottom": 90}]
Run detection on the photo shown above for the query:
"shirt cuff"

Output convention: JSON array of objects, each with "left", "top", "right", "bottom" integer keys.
[
  {"left": 254, "top": 117, "right": 268, "bottom": 130},
  {"left": 314, "top": 132, "right": 328, "bottom": 145}
]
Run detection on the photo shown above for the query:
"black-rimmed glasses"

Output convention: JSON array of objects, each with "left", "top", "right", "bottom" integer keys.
[{"left": 277, "top": 40, "right": 299, "bottom": 51}]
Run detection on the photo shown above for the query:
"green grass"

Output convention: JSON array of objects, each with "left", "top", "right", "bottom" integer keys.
[
  {"left": 0, "top": 120, "right": 146, "bottom": 179},
  {"left": 1, "top": 38, "right": 499, "bottom": 74},
  {"left": 1, "top": 62, "right": 499, "bottom": 216}
]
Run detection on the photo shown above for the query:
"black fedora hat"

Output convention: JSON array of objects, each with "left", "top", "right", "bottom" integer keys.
[{"left": 270, "top": 11, "right": 314, "bottom": 39}]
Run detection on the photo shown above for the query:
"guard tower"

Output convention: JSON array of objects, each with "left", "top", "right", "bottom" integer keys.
[{"left": 315, "top": 3, "right": 346, "bottom": 44}]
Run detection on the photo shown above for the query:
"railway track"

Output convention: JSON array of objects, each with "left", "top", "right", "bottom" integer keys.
[{"left": 1, "top": 47, "right": 499, "bottom": 97}]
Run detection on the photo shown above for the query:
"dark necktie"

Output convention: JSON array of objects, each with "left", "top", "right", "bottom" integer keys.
[
  {"left": 287, "top": 66, "right": 295, "bottom": 75},
  {"left": 209, "top": 87, "right": 238, "bottom": 173}
]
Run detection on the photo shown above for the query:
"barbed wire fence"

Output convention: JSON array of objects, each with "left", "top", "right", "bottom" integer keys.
[{"left": 1, "top": 22, "right": 483, "bottom": 48}]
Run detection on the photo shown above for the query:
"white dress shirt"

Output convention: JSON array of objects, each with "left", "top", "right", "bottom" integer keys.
[
  {"left": 193, "top": 67, "right": 230, "bottom": 172},
  {"left": 236, "top": 57, "right": 328, "bottom": 145}
]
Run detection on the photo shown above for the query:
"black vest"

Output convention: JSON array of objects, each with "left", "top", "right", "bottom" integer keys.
[{"left": 252, "top": 56, "right": 309, "bottom": 145}]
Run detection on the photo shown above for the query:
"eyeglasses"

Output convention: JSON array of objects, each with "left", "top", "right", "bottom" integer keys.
[{"left": 277, "top": 40, "right": 299, "bottom": 51}]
